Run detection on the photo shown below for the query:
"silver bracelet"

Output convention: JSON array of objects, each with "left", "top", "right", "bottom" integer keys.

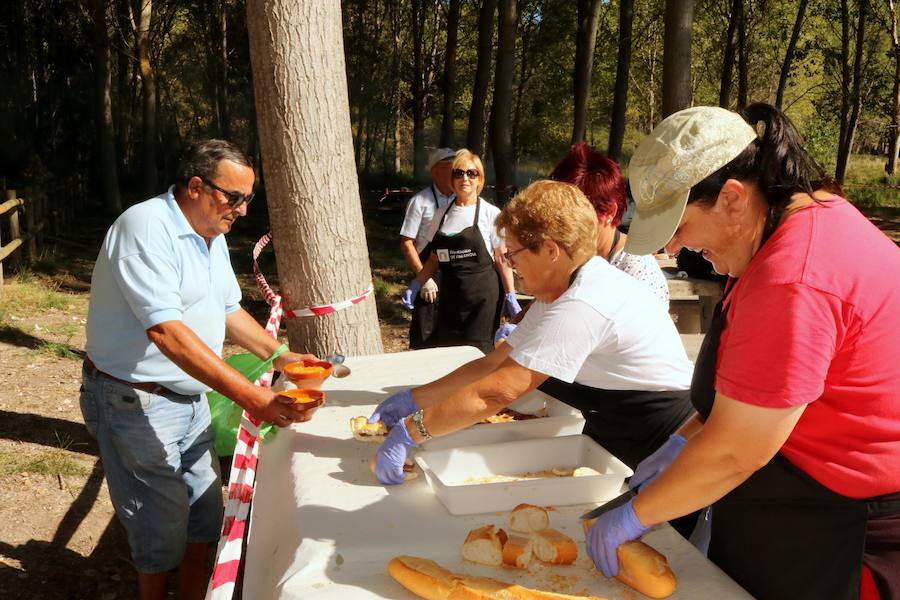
[{"left": 410, "top": 409, "right": 432, "bottom": 441}]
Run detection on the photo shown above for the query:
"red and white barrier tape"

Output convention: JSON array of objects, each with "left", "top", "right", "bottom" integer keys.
[{"left": 207, "top": 233, "right": 371, "bottom": 599}]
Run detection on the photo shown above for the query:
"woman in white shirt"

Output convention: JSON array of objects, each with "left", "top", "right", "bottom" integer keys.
[{"left": 371, "top": 180, "right": 694, "bottom": 487}]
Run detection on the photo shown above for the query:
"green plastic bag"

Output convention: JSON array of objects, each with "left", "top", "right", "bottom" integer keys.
[{"left": 208, "top": 353, "right": 278, "bottom": 457}]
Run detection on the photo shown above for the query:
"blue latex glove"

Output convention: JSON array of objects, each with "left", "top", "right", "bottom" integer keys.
[
  {"left": 586, "top": 498, "right": 650, "bottom": 577},
  {"left": 368, "top": 389, "right": 417, "bottom": 428},
  {"left": 629, "top": 433, "right": 686, "bottom": 490},
  {"left": 493, "top": 323, "right": 517, "bottom": 346},
  {"left": 401, "top": 279, "right": 423, "bottom": 310},
  {"left": 374, "top": 420, "right": 419, "bottom": 485},
  {"left": 504, "top": 292, "right": 522, "bottom": 317}
]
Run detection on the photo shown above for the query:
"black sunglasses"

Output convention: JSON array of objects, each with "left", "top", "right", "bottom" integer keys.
[
  {"left": 198, "top": 176, "right": 255, "bottom": 209},
  {"left": 451, "top": 168, "right": 480, "bottom": 180}
]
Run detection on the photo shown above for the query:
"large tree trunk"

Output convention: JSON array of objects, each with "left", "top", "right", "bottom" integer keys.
[
  {"left": 466, "top": 0, "right": 497, "bottom": 155},
  {"left": 571, "top": 0, "right": 603, "bottom": 144},
  {"left": 490, "top": 0, "right": 517, "bottom": 203},
  {"left": 886, "top": 0, "right": 900, "bottom": 175},
  {"left": 411, "top": 0, "right": 427, "bottom": 180},
  {"left": 89, "top": 0, "right": 122, "bottom": 215},
  {"left": 662, "top": 0, "right": 694, "bottom": 117},
  {"left": 608, "top": 0, "right": 634, "bottom": 162},
  {"left": 134, "top": 0, "right": 158, "bottom": 196},
  {"left": 246, "top": 0, "right": 383, "bottom": 356},
  {"left": 440, "top": 0, "right": 461, "bottom": 147},
  {"left": 719, "top": 0, "right": 740, "bottom": 108},
  {"left": 775, "top": 0, "right": 808, "bottom": 110},
  {"left": 836, "top": 0, "right": 868, "bottom": 183}
]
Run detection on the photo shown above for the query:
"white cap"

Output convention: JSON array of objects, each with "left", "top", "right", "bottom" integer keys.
[{"left": 427, "top": 148, "right": 456, "bottom": 170}]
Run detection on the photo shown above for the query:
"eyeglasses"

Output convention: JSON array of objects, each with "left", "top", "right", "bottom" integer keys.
[
  {"left": 451, "top": 168, "right": 480, "bottom": 180},
  {"left": 199, "top": 176, "right": 255, "bottom": 209},
  {"left": 503, "top": 244, "right": 535, "bottom": 267}
]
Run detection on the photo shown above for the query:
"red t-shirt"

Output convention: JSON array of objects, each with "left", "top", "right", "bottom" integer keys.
[{"left": 716, "top": 197, "right": 900, "bottom": 498}]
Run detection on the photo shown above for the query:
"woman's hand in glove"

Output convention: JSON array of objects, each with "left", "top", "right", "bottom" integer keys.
[
  {"left": 401, "top": 279, "right": 423, "bottom": 310},
  {"left": 630, "top": 433, "right": 686, "bottom": 490},
  {"left": 374, "top": 420, "right": 419, "bottom": 485},
  {"left": 421, "top": 278, "right": 439, "bottom": 303},
  {"left": 368, "top": 389, "right": 417, "bottom": 428},
  {"left": 585, "top": 498, "right": 650, "bottom": 577},
  {"left": 504, "top": 292, "right": 522, "bottom": 317}
]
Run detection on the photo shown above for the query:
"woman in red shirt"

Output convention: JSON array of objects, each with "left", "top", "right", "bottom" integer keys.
[{"left": 585, "top": 103, "right": 900, "bottom": 600}]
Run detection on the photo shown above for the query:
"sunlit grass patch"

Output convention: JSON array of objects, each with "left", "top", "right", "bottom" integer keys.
[
  {"left": 0, "top": 448, "right": 91, "bottom": 479},
  {"left": 32, "top": 341, "right": 82, "bottom": 360}
]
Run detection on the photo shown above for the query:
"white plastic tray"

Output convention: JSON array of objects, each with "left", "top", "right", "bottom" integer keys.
[
  {"left": 422, "top": 393, "right": 585, "bottom": 451},
  {"left": 414, "top": 435, "right": 632, "bottom": 515}
]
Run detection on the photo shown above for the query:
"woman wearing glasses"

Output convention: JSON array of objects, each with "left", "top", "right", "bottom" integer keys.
[
  {"left": 371, "top": 180, "right": 694, "bottom": 495},
  {"left": 404, "top": 149, "right": 517, "bottom": 354}
]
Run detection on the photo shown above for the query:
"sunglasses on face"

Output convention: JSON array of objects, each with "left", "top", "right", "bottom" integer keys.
[
  {"left": 199, "top": 176, "right": 255, "bottom": 209},
  {"left": 451, "top": 168, "right": 480, "bottom": 180}
]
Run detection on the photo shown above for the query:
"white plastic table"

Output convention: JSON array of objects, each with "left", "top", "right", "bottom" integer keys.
[{"left": 243, "top": 347, "right": 751, "bottom": 599}]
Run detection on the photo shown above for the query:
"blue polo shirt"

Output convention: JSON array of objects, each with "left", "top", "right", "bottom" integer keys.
[{"left": 85, "top": 187, "right": 242, "bottom": 395}]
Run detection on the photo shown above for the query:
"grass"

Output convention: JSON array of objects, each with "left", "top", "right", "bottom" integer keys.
[
  {"left": 0, "top": 280, "right": 78, "bottom": 324},
  {"left": 0, "top": 447, "right": 91, "bottom": 479},
  {"left": 32, "top": 340, "right": 82, "bottom": 360},
  {"left": 842, "top": 154, "right": 900, "bottom": 209}
]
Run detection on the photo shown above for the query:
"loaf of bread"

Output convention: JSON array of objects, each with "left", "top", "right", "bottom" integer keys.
[
  {"left": 369, "top": 455, "right": 418, "bottom": 481},
  {"left": 388, "top": 555, "right": 607, "bottom": 600},
  {"left": 501, "top": 534, "right": 533, "bottom": 569},
  {"left": 508, "top": 503, "right": 550, "bottom": 533},
  {"left": 462, "top": 524, "right": 508, "bottom": 567},
  {"left": 350, "top": 416, "right": 388, "bottom": 442},
  {"left": 530, "top": 528, "right": 577, "bottom": 565},
  {"left": 581, "top": 519, "right": 676, "bottom": 599}
]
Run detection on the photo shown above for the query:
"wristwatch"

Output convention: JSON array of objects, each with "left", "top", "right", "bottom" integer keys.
[{"left": 409, "top": 409, "right": 432, "bottom": 441}]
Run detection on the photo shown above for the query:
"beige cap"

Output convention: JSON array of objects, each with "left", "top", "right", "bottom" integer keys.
[
  {"left": 624, "top": 106, "right": 758, "bottom": 255},
  {"left": 427, "top": 147, "right": 456, "bottom": 170}
]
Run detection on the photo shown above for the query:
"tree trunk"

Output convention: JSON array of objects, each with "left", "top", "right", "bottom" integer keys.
[
  {"left": 836, "top": 0, "right": 868, "bottom": 183},
  {"left": 886, "top": 0, "right": 899, "bottom": 175},
  {"left": 775, "top": 0, "right": 808, "bottom": 110},
  {"left": 246, "top": 0, "right": 383, "bottom": 356},
  {"left": 89, "top": 0, "right": 122, "bottom": 215},
  {"left": 115, "top": 0, "right": 132, "bottom": 175},
  {"left": 411, "top": 0, "right": 427, "bottom": 180},
  {"left": 490, "top": 0, "right": 517, "bottom": 203},
  {"left": 466, "top": 0, "right": 497, "bottom": 155},
  {"left": 213, "top": 0, "right": 230, "bottom": 139},
  {"left": 572, "top": 0, "right": 603, "bottom": 144},
  {"left": 608, "top": 0, "right": 634, "bottom": 162},
  {"left": 662, "top": 0, "right": 694, "bottom": 117},
  {"left": 134, "top": 0, "right": 158, "bottom": 195},
  {"left": 838, "top": 0, "right": 851, "bottom": 170},
  {"left": 719, "top": 0, "right": 740, "bottom": 108},
  {"left": 737, "top": 0, "right": 748, "bottom": 109},
  {"left": 440, "top": 0, "right": 461, "bottom": 147}
]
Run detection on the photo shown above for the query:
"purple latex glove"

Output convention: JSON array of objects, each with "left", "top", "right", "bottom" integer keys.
[
  {"left": 630, "top": 433, "right": 686, "bottom": 490},
  {"left": 493, "top": 323, "right": 517, "bottom": 346},
  {"left": 586, "top": 498, "right": 650, "bottom": 577},
  {"left": 368, "top": 388, "right": 417, "bottom": 428},
  {"left": 401, "top": 279, "right": 423, "bottom": 310},
  {"left": 374, "top": 420, "right": 419, "bottom": 485},
  {"left": 504, "top": 292, "right": 522, "bottom": 317}
]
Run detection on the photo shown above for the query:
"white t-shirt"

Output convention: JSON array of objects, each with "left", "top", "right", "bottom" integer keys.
[
  {"left": 436, "top": 198, "right": 504, "bottom": 255},
  {"left": 399, "top": 185, "right": 454, "bottom": 253},
  {"left": 507, "top": 257, "right": 693, "bottom": 391},
  {"left": 609, "top": 249, "right": 669, "bottom": 306}
]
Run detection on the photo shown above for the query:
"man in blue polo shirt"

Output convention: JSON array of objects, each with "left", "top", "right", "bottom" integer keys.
[{"left": 81, "top": 139, "right": 319, "bottom": 600}]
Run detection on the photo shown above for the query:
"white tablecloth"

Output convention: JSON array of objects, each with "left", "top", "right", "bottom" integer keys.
[{"left": 243, "top": 347, "right": 751, "bottom": 599}]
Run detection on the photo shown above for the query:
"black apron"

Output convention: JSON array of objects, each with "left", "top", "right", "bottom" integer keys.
[
  {"left": 693, "top": 282, "right": 900, "bottom": 600},
  {"left": 409, "top": 185, "right": 443, "bottom": 350},
  {"left": 431, "top": 198, "right": 502, "bottom": 355}
]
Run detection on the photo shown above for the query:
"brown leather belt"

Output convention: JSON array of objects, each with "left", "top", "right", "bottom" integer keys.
[{"left": 84, "top": 357, "right": 174, "bottom": 395}]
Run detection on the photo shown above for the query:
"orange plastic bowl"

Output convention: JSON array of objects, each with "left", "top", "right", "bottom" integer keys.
[
  {"left": 283, "top": 360, "right": 333, "bottom": 389},
  {"left": 276, "top": 388, "right": 326, "bottom": 409}
]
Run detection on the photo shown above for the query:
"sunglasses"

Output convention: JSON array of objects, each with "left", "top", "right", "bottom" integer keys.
[
  {"left": 199, "top": 176, "right": 255, "bottom": 209},
  {"left": 503, "top": 244, "right": 536, "bottom": 267},
  {"left": 451, "top": 168, "right": 480, "bottom": 180}
]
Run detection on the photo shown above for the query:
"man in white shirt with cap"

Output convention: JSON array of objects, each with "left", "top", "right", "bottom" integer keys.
[{"left": 399, "top": 147, "right": 455, "bottom": 348}]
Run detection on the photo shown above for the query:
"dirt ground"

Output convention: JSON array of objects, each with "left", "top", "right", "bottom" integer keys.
[{"left": 0, "top": 204, "right": 897, "bottom": 599}]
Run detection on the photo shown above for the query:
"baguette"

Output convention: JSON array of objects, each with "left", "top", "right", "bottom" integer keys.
[
  {"left": 388, "top": 555, "right": 607, "bottom": 600},
  {"left": 462, "top": 525, "right": 508, "bottom": 567},
  {"left": 350, "top": 416, "right": 388, "bottom": 442},
  {"left": 581, "top": 520, "right": 676, "bottom": 599},
  {"left": 530, "top": 528, "right": 577, "bottom": 565},
  {"left": 508, "top": 503, "right": 550, "bottom": 533},
  {"left": 369, "top": 455, "right": 418, "bottom": 481},
  {"left": 501, "top": 534, "right": 533, "bottom": 569}
]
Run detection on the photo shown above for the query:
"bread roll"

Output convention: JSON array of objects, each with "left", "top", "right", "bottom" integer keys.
[
  {"left": 508, "top": 503, "right": 550, "bottom": 533},
  {"left": 350, "top": 416, "right": 388, "bottom": 442},
  {"left": 501, "top": 534, "right": 533, "bottom": 569},
  {"left": 388, "top": 555, "right": 606, "bottom": 600},
  {"left": 462, "top": 525, "right": 508, "bottom": 567},
  {"left": 530, "top": 529, "right": 577, "bottom": 565},
  {"left": 369, "top": 455, "right": 418, "bottom": 481},
  {"left": 581, "top": 519, "right": 676, "bottom": 599}
]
